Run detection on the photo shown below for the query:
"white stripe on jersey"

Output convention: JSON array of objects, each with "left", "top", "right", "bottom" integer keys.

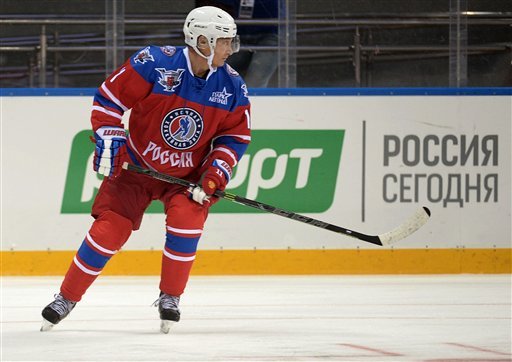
[
  {"left": 92, "top": 105, "right": 123, "bottom": 120},
  {"left": 101, "top": 82, "right": 129, "bottom": 112},
  {"left": 213, "top": 146, "right": 238, "bottom": 166},
  {"left": 213, "top": 133, "right": 251, "bottom": 142}
]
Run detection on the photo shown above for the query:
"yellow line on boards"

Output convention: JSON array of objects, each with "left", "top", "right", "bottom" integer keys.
[{"left": 1, "top": 249, "right": 510, "bottom": 276}]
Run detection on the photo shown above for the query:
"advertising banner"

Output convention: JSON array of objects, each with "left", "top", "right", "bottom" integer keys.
[{"left": 2, "top": 93, "right": 510, "bottom": 269}]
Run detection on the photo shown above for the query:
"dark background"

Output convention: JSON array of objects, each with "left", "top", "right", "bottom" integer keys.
[{"left": 1, "top": 0, "right": 510, "bottom": 88}]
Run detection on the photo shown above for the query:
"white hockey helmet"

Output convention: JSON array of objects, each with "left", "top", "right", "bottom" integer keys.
[{"left": 183, "top": 6, "right": 240, "bottom": 57}]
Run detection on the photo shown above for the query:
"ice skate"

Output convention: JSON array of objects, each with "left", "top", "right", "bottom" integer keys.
[
  {"left": 40, "top": 293, "right": 76, "bottom": 331},
  {"left": 154, "top": 292, "right": 180, "bottom": 334}
]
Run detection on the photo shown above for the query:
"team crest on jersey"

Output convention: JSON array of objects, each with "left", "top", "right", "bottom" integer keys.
[
  {"left": 156, "top": 68, "right": 185, "bottom": 92},
  {"left": 209, "top": 87, "right": 232, "bottom": 105},
  {"left": 161, "top": 108, "right": 203, "bottom": 150},
  {"left": 134, "top": 47, "right": 154, "bottom": 64},
  {"left": 160, "top": 46, "right": 176, "bottom": 57}
]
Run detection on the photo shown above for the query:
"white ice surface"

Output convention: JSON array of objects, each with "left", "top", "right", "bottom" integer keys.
[{"left": 1, "top": 275, "right": 511, "bottom": 361}]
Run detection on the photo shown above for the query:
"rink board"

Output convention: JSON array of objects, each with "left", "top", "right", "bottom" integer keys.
[
  {"left": 1, "top": 249, "right": 510, "bottom": 275},
  {"left": 1, "top": 88, "right": 511, "bottom": 275}
]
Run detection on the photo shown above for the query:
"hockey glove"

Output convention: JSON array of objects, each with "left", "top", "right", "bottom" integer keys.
[
  {"left": 189, "top": 159, "right": 232, "bottom": 205},
  {"left": 93, "top": 126, "right": 127, "bottom": 178}
]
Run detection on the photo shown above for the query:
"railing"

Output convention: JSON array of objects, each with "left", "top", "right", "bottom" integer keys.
[{"left": 1, "top": 10, "right": 510, "bottom": 88}]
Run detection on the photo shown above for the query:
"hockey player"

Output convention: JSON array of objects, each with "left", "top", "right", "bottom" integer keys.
[{"left": 41, "top": 6, "right": 251, "bottom": 334}]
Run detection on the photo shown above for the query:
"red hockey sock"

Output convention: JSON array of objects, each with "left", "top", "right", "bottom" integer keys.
[
  {"left": 60, "top": 211, "right": 132, "bottom": 301},
  {"left": 160, "top": 253, "right": 196, "bottom": 297},
  {"left": 159, "top": 226, "right": 201, "bottom": 296}
]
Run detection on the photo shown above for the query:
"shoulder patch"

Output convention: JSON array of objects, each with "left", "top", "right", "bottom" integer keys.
[
  {"left": 134, "top": 46, "right": 154, "bottom": 64},
  {"left": 160, "top": 46, "right": 177, "bottom": 57},
  {"left": 241, "top": 83, "right": 249, "bottom": 98},
  {"left": 226, "top": 63, "right": 239, "bottom": 76}
]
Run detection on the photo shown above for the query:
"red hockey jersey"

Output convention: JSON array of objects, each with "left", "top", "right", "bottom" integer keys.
[{"left": 91, "top": 45, "right": 251, "bottom": 180}]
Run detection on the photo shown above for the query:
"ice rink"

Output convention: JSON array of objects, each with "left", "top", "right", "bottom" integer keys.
[{"left": 1, "top": 275, "right": 511, "bottom": 361}]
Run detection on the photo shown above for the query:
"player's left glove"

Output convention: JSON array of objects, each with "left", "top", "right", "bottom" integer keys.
[
  {"left": 189, "top": 159, "right": 232, "bottom": 205},
  {"left": 93, "top": 126, "right": 127, "bottom": 178}
]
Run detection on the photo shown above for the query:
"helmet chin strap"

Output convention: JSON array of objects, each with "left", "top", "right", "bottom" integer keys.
[{"left": 192, "top": 44, "right": 216, "bottom": 73}]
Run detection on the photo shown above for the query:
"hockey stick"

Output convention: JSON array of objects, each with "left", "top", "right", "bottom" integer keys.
[{"left": 122, "top": 162, "right": 430, "bottom": 246}]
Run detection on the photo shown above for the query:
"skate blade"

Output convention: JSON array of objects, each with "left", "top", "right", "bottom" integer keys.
[
  {"left": 40, "top": 319, "right": 55, "bottom": 332},
  {"left": 160, "top": 320, "right": 175, "bottom": 334}
]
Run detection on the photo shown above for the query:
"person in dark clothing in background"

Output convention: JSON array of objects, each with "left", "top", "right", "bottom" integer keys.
[{"left": 196, "top": 0, "right": 278, "bottom": 88}]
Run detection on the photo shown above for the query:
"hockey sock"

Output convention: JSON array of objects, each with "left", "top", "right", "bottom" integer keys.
[
  {"left": 60, "top": 211, "right": 132, "bottom": 301},
  {"left": 160, "top": 226, "right": 200, "bottom": 296}
]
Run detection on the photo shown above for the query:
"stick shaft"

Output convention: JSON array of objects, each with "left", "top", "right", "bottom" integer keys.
[{"left": 122, "top": 162, "right": 383, "bottom": 246}]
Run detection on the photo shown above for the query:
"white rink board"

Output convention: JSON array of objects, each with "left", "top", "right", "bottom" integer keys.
[{"left": 1, "top": 95, "right": 511, "bottom": 251}]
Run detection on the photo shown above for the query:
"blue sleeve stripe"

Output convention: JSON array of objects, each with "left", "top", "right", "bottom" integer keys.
[
  {"left": 94, "top": 89, "right": 125, "bottom": 113},
  {"left": 165, "top": 233, "right": 200, "bottom": 254},
  {"left": 213, "top": 136, "right": 249, "bottom": 161},
  {"left": 77, "top": 240, "right": 112, "bottom": 269}
]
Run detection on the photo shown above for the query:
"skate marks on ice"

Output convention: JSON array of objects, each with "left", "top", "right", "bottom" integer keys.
[{"left": 1, "top": 275, "right": 511, "bottom": 361}]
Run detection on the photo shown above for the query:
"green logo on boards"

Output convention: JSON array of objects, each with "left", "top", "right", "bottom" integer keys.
[
  {"left": 61, "top": 130, "right": 101, "bottom": 214},
  {"left": 61, "top": 130, "right": 344, "bottom": 214}
]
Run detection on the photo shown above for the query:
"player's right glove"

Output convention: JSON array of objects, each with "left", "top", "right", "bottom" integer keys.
[{"left": 93, "top": 126, "right": 127, "bottom": 178}]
